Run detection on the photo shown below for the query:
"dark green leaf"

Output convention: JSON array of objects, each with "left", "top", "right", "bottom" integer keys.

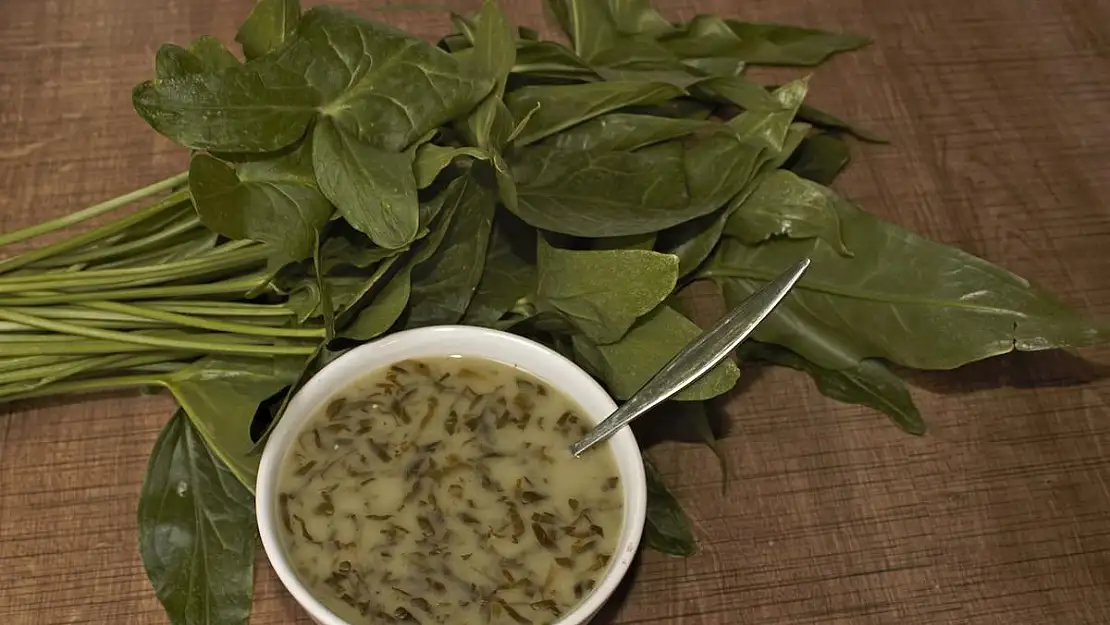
[
  {"left": 140, "top": 411, "right": 256, "bottom": 625},
  {"left": 722, "top": 20, "right": 871, "bottom": 66},
  {"left": 188, "top": 36, "right": 240, "bottom": 71},
  {"left": 506, "top": 80, "right": 684, "bottom": 146},
  {"left": 133, "top": 62, "right": 319, "bottom": 152},
  {"left": 513, "top": 40, "right": 597, "bottom": 78},
  {"left": 188, "top": 150, "right": 331, "bottom": 268},
  {"left": 724, "top": 170, "right": 852, "bottom": 255},
  {"left": 728, "top": 77, "right": 809, "bottom": 152},
  {"left": 536, "top": 238, "right": 677, "bottom": 344},
  {"left": 413, "top": 144, "right": 487, "bottom": 188},
  {"left": 157, "top": 355, "right": 305, "bottom": 489},
  {"left": 235, "top": 0, "right": 301, "bottom": 61},
  {"left": 406, "top": 173, "right": 497, "bottom": 327},
  {"left": 317, "top": 224, "right": 399, "bottom": 273},
  {"left": 313, "top": 116, "right": 419, "bottom": 249},
  {"left": 548, "top": 113, "right": 714, "bottom": 152},
  {"left": 787, "top": 132, "right": 851, "bottom": 185},
  {"left": 573, "top": 305, "right": 740, "bottom": 401},
  {"left": 543, "top": 0, "right": 619, "bottom": 61},
  {"left": 642, "top": 457, "right": 696, "bottom": 556},
  {"left": 469, "top": 0, "right": 516, "bottom": 84},
  {"left": 704, "top": 201, "right": 1109, "bottom": 370},
  {"left": 794, "top": 101, "right": 886, "bottom": 143},
  {"left": 462, "top": 213, "right": 537, "bottom": 326},
  {"left": 740, "top": 342, "right": 925, "bottom": 435},
  {"left": 511, "top": 144, "right": 699, "bottom": 237},
  {"left": 343, "top": 269, "right": 411, "bottom": 340},
  {"left": 276, "top": 6, "right": 492, "bottom": 152},
  {"left": 700, "top": 75, "right": 780, "bottom": 111},
  {"left": 607, "top": 0, "right": 676, "bottom": 38},
  {"left": 154, "top": 44, "right": 205, "bottom": 80}
]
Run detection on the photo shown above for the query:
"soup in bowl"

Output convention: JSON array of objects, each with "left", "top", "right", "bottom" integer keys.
[{"left": 256, "top": 326, "right": 647, "bottom": 625}]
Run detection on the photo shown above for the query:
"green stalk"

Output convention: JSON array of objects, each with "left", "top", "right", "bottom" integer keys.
[
  {"left": 144, "top": 301, "right": 295, "bottom": 317},
  {"left": 83, "top": 301, "right": 325, "bottom": 339},
  {"left": 0, "top": 189, "right": 191, "bottom": 274},
  {"left": 0, "top": 277, "right": 267, "bottom": 306},
  {"left": 0, "top": 374, "right": 164, "bottom": 402},
  {"left": 31, "top": 214, "right": 203, "bottom": 268},
  {"left": 0, "top": 172, "right": 187, "bottom": 248},
  {"left": 0, "top": 352, "right": 183, "bottom": 386},
  {"left": 0, "top": 244, "right": 267, "bottom": 293},
  {"left": 0, "top": 308, "right": 317, "bottom": 356}
]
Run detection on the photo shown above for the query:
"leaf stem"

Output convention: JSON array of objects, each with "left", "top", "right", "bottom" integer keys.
[
  {"left": 0, "top": 374, "right": 164, "bottom": 402},
  {"left": 0, "top": 189, "right": 191, "bottom": 274},
  {"left": 0, "top": 241, "right": 264, "bottom": 290},
  {"left": 0, "top": 308, "right": 318, "bottom": 356},
  {"left": 83, "top": 301, "right": 325, "bottom": 339},
  {"left": 0, "top": 277, "right": 267, "bottom": 306},
  {"left": 31, "top": 215, "right": 203, "bottom": 268},
  {"left": 0, "top": 172, "right": 188, "bottom": 248}
]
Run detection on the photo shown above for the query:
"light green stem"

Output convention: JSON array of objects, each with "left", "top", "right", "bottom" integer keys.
[
  {"left": 83, "top": 301, "right": 325, "bottom": 339},
  {"left": 0, "top": 308, "right": 318, "bottom": 356},
  {"left": 0, "top": 241, "right": 263, "bottom": 291},
  {"left": 0, "top": 189, "right": 191, "bottom": 274},
  {"left": 0, "top": 172, "right": 188, "bottom": 248},
  {"left": 33, "top": 215, "right": 203, "bottom": 268},
  {"left": 0, "top": 374, "right": 164, "bottom": 402},
  {"left": 0, "top": 277, "right": 266, "bottom": 306}
]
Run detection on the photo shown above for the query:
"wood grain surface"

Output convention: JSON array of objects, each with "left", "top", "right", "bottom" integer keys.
[{"left": 2, "top": 0, "right": 1110, "bottom": 623}]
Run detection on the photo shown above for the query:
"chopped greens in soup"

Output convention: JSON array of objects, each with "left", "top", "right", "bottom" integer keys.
[{"left": 277, "top": 357, "right": 624, "bottom": 625}]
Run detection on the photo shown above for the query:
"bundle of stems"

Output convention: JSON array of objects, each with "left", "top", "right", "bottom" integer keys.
[{"left": 0, "top": 173, "right": 323, "bottom": 404}]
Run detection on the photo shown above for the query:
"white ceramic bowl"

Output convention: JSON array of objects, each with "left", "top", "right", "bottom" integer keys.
[{"left": 256, "top": 325, "right": 647, "bottom": 625}]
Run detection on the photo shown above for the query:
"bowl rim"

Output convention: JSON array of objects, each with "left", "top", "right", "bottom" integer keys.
[{"left": 255, "top": 325, "right": 647, "bottom": 625}]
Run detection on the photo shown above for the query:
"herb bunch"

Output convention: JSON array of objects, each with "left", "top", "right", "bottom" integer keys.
[{"left": 1, "top": 0, "right": 1105, "bottom": 623}]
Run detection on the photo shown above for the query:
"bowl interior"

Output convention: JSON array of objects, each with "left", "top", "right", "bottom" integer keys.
[{"left": 256, "top": 325, "right": 647, "bottom": 625}]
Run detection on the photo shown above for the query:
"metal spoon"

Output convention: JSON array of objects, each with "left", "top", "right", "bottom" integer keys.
[{"left": 569, "top": 257, "right": 811, "bottom": 458}]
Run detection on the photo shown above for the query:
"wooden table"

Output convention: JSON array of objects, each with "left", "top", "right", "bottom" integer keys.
[{"left": 2, "top": 0, "right": 1109, "bottom": 623}]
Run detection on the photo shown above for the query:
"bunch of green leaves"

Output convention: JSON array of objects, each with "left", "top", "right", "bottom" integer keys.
[{"left": 1, "top": 0, "right": 1105, "bottom": 623}]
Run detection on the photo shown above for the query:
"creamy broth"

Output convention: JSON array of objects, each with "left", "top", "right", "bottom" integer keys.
[{"left": 277, "top": 357, "right": 624, "bottom": 625}]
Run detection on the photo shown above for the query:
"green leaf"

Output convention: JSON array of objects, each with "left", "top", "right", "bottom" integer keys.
[
  {"left": 277, "top": 6, "right": 492, "bottom": 151},
  {"left": 728, "top": 77, "right": 809, "bottom": 153},
  {"left": 536, "top": 238, "right": 677, "bottom": 344},
  {"left": 740, "top": 342, "right": 924, "bottom": 435},
  {"left": 661, "top": 15, "right": 870, "bottom": 67},
  {"left": 313, "top": 116, "right": 419, "bottom": 249},
  {"left": 723, "top": 20, "right": 872, "bottom": 66},
  {"left": 235, "top": 0, "right": 301, "bottom": 61},
  {"left": 462, "top": 213, "right": 537, "bottom": 327},
  {"left": 642, "top": 456, "right": 696, "bottom": 556},
  {"left": 511, "top": 144, "right": 700, "bottom": 237},
  {"left": 188, "top": 151, "right": 332, "bottom": 268},
  {"left": 513, "top": 40, "right": 597, "bottom": 78},
  {"left": 158, "top": 355, "right": 305, "bottom": 489},
  {"left": 343, "top": 269, "right": 411, "bottom": 340},
  {"left": 133, "top": 62, "right": 319, "bottom": 152},
  {"left": 607, "top": 0, "right": 676, "bottom": 38},
  {"left": 317, "top": 225, "right": 399, "bottom": 273},
  {"left": 506, "top": 80, "right": 685, "bottom": 146},
  {"left": 188, "top": 36, "right": 240, "bottom": 71},
  {"left": 724, "top": 170, "right": 852, "bottom": 255},
  {"left": 548, "top": 113, "right": 714, "bottom": 152},
  {"left": 413, "top": 143, "right": 488, "bottom": 188},
  {"left": 406, "top": 173, "right": 497, "bottom": 327},
  {"left": 787, "top": 132, "right": 851, "bottom": 185},
  {"left": 704, "top": 201, "right": 1109, "bottom": 370},
  {"left": 469, "top": 0, "right": 516, "bottom": 84},
  {"left": 140, "top": 411, "right": 256, "bottom": 625},
  {"left": 544, "top": 0, "right": 619, "bottom": 61},
  {"left": 573, "top": 305, "right": 740, "bottom": 401},
  {"left": 701, "top": 75, "right": 780, "bottom": 111},
  {"left": 154, "top": 44, "right": 205, "bottom": 80},
  {"left": 794, "top": 101, "right": 885, "bottom": 143}
]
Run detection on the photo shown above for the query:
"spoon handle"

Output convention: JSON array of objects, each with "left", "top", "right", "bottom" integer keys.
[{"left": 570, "top": 257, "right": 811, "bottom": 458}]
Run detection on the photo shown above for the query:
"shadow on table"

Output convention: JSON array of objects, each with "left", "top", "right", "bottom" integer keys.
[
  {"left": 587, "top": 551, "right": 643, "bottom": 625},
  {"left": 903, "top": 349, "right": 1110, "bottom": 395}
]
